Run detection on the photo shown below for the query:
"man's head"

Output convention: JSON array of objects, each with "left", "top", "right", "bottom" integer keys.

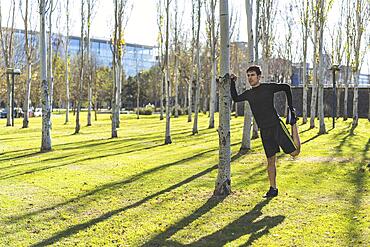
[{"left": 246, "top": 65, "right": 262, "bottom": 87}]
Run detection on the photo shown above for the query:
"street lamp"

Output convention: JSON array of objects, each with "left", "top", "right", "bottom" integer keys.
[
  {"left": 6, "top": 68, "right": 21, "bottom": 127},
  {"left": 329, "top": 64, "right": 341, "bottom": 128}
]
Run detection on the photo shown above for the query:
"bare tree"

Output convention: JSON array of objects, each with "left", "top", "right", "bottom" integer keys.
[
  {"left": 187, "top": 0, "right": 196, "bottom": 123},
  {"left": 86, "top": 0, "right": 97, "bottom": 126},
  {"left": 111, "top": 0, "right": 131, "bottom": 138},
  {"left": 240, "top": 0, "right": 254, "bottom": 152},
  {"left": 0, "top": 0, "right": 16, "bottom": 126},
  {"left": 20, "top": 0, "right": 36, "bottom": 128},
  {"left": 164, "top": 0, "right": 172, "bottom": 144},
  {"left": 252, "top": 0, "right": 261, "bottom": 139},
  {"left": 300, "top": 0, "right": 310, "bottom": 124},
  {"left": 317, "top": 0, "right": 326, "bottom": 134},
  {"left": 75, "top": 0, "right": 85, "bottom": 134},
  {"left": 214, "top": 0, "right": 231, "bottom": 196},
  {"left": 64, "top": 0, "right": 70, "bottom": 123},
  {"left": 47, "top": 0, "right": 57, "bottom": 112},
  {"left": 156, "top": 0, "right": 164, "bottom": 120},
  {"left": 205, "top": 0, "right": 218, "bottom": 128},
  {"left": 309, "top": 0, "right": 319, "bottom": 129},
  {"left": 39, "top": 0, "right": 52, "bottom": 151},
  {"left": 351, "top": 0, "right": 369, "bottom": 130},
  {"left": 192, "top": 0, "right": 201, "bottom": 135}
]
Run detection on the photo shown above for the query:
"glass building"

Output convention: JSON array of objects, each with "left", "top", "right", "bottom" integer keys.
[
  {"left": 13, "top": 29, "right": 158, "bottom": 77},
  {"left": 69, "top": 35, "right": 158, "bottom": 77}
]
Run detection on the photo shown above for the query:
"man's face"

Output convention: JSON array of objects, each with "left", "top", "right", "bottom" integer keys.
[{"left": 247, "top": 71, "right": 261, "bottom": 87}]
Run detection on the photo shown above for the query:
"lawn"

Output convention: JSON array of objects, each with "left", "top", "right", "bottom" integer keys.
[{"left": 0, "top": 112, "right": 369, "bottom": 246}]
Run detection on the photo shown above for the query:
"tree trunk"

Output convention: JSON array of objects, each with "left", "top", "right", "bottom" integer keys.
[
  {"left": 6, "top": 75, "right": 12, "bottom": 126},
  {"left": 48, "top": 0, "right": 54, "bottom": 112},
  {"left": 23, "top": 64, "right": 32, "bottom": 128},
  {"left": 39, "top": 0, "right": 52, "bottom": 152},
  {"left": 75, "top": 0, "right": 85, "bottom": 134},
  {"left": 65, "top": 0, "right": 70, "bottom": 124},
  {"left": 301, "top": 0, "right": 309, "bottom": 124},
  {"left": 208, "top": 0, "right": 216, "bottom": 129},
  {"left": 352, "top": 71, "right": 359, "bottom": 128},
  {"left": 164, "top": 0, "right": 171, "bottom": 144},
  {"left": 87, "top": 0, "right": 92, "bottom": 126},
  {"left": 192, "top": 0, "right": 201, "bottom": 135},
  {"left": 317, "top": 0, "right": 326, "bottom": 134},
  {"left": 214, "top": 0, "right": 231, "bottom": 196},
  {"left": 310, "top": 1, "right": 319, "bottom": 129}
]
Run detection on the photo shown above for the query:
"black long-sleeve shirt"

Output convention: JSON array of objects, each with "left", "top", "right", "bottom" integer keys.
[{"left": 230, "top": 81, "right": 293, "bottom": 129}]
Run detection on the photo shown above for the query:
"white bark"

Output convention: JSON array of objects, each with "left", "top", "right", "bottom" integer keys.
[
  {"left": 192, "top": 0, "right": 201, "bottom": 135},
  {"left": 173, "top": 0, "right": 179, "bottom": 118},
  {"left": 87, "top": 0, "right": 93, "bottom": 126},
  {"left": 208, "top": 0, "right": 217, "bottom": 129},
  {"left": 164, "top": 0, "right": 171, "bottom": 144},
  {"left": 240, "top": 0, "right": 254, "bottom": 151},
  {"left": 214, "top": 0, "right": 231, "bottom": 196},
  {"left": 75, "top": 0, "right": 85, "bottom": 134},
  {"left": 310, "top": 0, "right": 319, "bottom": 129},
  {"left": 40, "top": 0, "right": 52, "bottom": 152},
  {"left": 301, "top": 0, "right": 309, "bottom": 124},
  {"left": 65, "top": 0, "right": 70, "bottom": 124},
  {"left": 318, "top": 0, "right": 326, "bottom": 134},
  {"left": 48, "top": 0, "right": 54, "bottom": 112}
]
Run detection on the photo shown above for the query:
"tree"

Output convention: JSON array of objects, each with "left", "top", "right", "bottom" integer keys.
[
  {"left": 214, "top": 0, "right": 231, "bottom": 196},
  {"left": 111, "top": 0, "right": 131, "bottom": 137},
  {"left": 187, "top": 0, "right": 196, "bottom": 123},
  {"left": 64, "top": 0, "right": 70, "bottom": 124},
  {"left": 0, "top": 0, "right": 16, "bottom": 126},
  {"left": 86, "top": 0, "right": 97, "bottom": 126},
  {"left": 192, "top": 0, "right": 201, "bottom": 135},
  {"left": 39, "top": 0, "right": 52, "bottom": 152},
  {"left": 205, "top": 0, "right": 218, "bottom": 129},
  {"left": 240, "top": 0, "right": 254, "bottom": 152},
  {"left": 156, "top": 0, "right": 165, "bottom": 120},
  {"left": 164, "top": 0, "right": 172, "bottom": 144},
  {"left": 20, "top": 0, "right": 37, "bottom": 128},
  {"left": 309, "top": 0, "right": 319, "bottom": 129},
  {"left": 48, "top": 0, "right": 57, "bottom": 112},
  {"left": 75, "top": 0, "right": 85, "bottom": 134},
  {"left": 317, "top": 0, "right": 327, "bottom": 134},
  {"left": 298, "top": 0, "right": 310, "bottom": 124},
  {"left": 351, "top": 0, "right": 369, "bottom": 130}
]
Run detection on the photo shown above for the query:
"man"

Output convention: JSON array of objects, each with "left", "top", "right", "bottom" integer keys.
[{"left": 230, "top": 65, "right": 301, "bottom": 198}]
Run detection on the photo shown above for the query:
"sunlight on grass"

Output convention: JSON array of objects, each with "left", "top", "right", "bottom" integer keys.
[{"left": 0, "top": 113, "right": 369, "bottom": 246}]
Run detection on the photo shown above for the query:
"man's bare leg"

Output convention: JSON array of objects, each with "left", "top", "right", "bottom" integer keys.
[
  {"left": 267, "top": 155, "right": 277, "bottom": 188},
  {"left": 290, "top": 123, "right": 301, "bottom": 157}
]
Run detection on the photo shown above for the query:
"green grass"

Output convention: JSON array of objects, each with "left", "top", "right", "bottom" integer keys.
[{"left": 0, "top": 113, "right": 369, "bottom": 246}]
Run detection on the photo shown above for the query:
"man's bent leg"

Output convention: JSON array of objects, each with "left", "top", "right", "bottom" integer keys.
[
  {"left": 267, "top": 155, "right": 277, "bottom": 188},
  {"left": 290, "top": 124, "right": 301, "bottom": 157}
]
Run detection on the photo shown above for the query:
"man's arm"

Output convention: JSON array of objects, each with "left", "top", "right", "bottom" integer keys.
[
  {"left": 230, "top": 77, "right": 249, "bottom": 102},
  {"left": 270, "top": 83, "right": 293, "bottom": 109}
]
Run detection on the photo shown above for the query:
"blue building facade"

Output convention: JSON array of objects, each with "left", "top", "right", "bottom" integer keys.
[
  {"left": 68, "top": 36, "right": 158, "bottom": 77},
  {"left": 13, "top": 29, "right": 158, "bottom": 77}
]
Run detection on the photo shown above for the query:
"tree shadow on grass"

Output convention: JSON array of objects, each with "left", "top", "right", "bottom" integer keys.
[
  {"left": 28, "top": 151, "right": 245, "bottom": 246},
  {"left": 188, "top": 198, "right": 283, "bottom": 247},
  {"left": 141, "top": 195, "right": 228, "bottom": 247},
  {"left": 9, "top": 145, "right": 225, "bottom": 222},
  {"left": 143, "top": 198, "right": 283, "bottom": 247}
]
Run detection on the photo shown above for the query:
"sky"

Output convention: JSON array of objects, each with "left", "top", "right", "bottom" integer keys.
[{"left": 1, "top": 0, "right": 369, "bottom": 74}]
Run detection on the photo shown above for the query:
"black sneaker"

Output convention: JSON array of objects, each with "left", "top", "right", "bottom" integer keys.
[
  {"left": 263, "top": 187, "right": 278, "bottom": 198},
  {"left": 286, "top": 107, "right": 297, "bottom": 125}
]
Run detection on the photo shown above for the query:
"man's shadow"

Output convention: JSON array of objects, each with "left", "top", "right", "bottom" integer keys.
[{"left": 143, "top": 198, "right": 284, "bottom": 246}]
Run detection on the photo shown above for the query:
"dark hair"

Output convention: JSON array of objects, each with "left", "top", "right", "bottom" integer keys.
[{"left": 246, "top": 65, "right": 262, "bottom": 76}]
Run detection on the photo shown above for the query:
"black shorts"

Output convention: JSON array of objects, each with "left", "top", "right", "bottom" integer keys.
[{"left": 260, "top": 120, "right": 297, "bottom": 158}]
